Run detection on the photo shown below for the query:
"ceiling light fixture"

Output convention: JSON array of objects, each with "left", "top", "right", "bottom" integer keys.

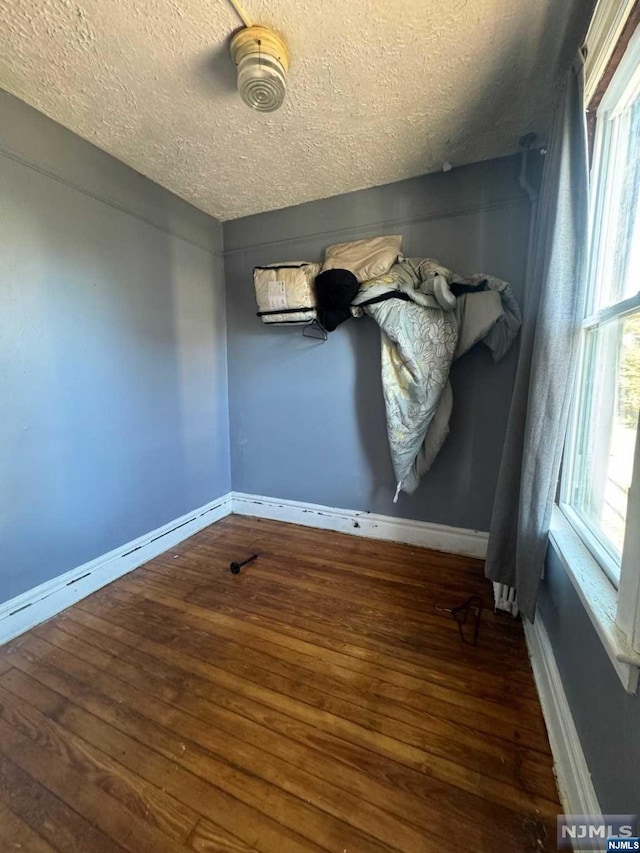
[{"left": 227, "top": 1, "right": 289, "bottom": 113}]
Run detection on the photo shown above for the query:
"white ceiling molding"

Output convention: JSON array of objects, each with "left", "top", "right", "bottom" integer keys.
[
  {"left": 584, "top": 0, "right": 636, "bottom": 103},
  {"left": 0, "top": 0, "right": 593, "bottom": 220}
]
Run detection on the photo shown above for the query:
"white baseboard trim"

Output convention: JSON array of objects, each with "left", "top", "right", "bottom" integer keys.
[
  {"left": 1, "top": 490, "right": 487, "bottom": 647},
  {"left": 231, "top": 491, "right": 489, "bottom": 559},
  {"left": 0, "top": 492, "right": 233, "bottom": 646},
  {"left": 524, "top": 612, "right": 602, "bottom": 822}
]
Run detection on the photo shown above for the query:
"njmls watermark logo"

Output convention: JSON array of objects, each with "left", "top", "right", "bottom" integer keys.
[
  {"left": 557, "top": 815, "right": 638, "bottom": 850},
  {"left": 607, "top": 839, "right": 640, "bottom": 851}
]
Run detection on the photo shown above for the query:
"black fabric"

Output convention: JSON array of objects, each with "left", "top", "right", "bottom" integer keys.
[
  {"left": 450, "top": 278, "right": 488, "bottom": 297},
  {"left": 256, "top": 306, "right": 315, "bottom": 317},
  {"left": 357, "top": 290, "right": 412, "bottom": 307},
  {"left": 253, "top": 263, "right": 311, "bottom": 270},
  {"left": 313, "top": 269, "right": 359, "bottom": 332}
]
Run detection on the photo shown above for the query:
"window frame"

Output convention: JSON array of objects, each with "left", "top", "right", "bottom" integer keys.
[
  {"left": 555, "top": 1, "right": 640, "bottom": 693},
  {"left": 561, "top": 26, "right": 640, "bottom": 582}
]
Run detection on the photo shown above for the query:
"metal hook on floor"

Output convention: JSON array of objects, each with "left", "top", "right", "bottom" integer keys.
[
  {"left": 437, "top": 595, "right": 484, "bottom": 646},
  {"left": 229, "top": 553, "right": 258, "bottom": 574}
]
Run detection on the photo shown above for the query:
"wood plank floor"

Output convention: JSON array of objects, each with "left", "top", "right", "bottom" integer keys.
[{"left": 0, "top": 515, "right": 561, "bottom": 852}]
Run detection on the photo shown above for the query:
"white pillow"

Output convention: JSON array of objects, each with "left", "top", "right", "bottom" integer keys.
[
  {"left": 321, "top": 235, "right": 402, "bottom": 283},
  {"left": 253, "top": 262, "right": 320, "bottom": 324}
]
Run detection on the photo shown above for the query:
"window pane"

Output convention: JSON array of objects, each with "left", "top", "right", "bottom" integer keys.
[
  {"left": 595, "top": 94, "right": 640, "bottom": 310},
  {"left": 569, "top": 310, "right": 640, "bottom": 572}
]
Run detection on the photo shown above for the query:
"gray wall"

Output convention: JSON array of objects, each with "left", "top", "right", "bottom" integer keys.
[
  {"left": 224, "top": 156, "right": 531, "bottom": 530},
  {"left": 539, "top": 545, "right": 640, "bottom": 815},
  {"left": 0, "top": 92, "right": 230, "bottom": 605}
]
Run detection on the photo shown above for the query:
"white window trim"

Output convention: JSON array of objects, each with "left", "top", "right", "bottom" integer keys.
[
  {"left": 553, "top": 0, "right": 640, "bottom": 694},
  {"left": 585, "top": 0, "right": 636, "bottom": 103},
  {"left": 615, "top": 419, "right": 640, "bottom": 652},
  {"left": 551, "top": 506, "right": 640, "bottom": 694}
]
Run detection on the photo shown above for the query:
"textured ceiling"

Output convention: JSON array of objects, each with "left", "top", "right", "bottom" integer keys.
[{"left": 0, "top": 0, "right": 588, "bottom": 220}]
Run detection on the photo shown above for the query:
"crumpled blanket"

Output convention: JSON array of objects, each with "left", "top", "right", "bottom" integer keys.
[{"left": 354, "top": 258, "right": 522, "bottom": 499}]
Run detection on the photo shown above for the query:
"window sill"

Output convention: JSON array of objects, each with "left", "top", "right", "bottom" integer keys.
[{"left": 549, "top": 505, "right": 640, "bottom": 694}]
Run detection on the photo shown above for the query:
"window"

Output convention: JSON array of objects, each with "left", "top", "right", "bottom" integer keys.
[
  {"left": 550, "top": 0, "right": 640, "bottom": 693},
  {"left": 561, "top": 27, "right": 640, "bottom": 590}
]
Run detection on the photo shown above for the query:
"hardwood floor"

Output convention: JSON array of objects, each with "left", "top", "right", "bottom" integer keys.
[{"left": 0, "top": 515, "right": 561, "bottom": 852}]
